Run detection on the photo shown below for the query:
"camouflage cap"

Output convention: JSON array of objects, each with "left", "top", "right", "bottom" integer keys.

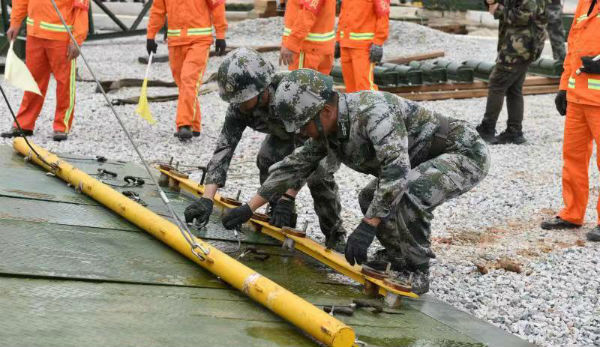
[
  {"left": 274, "top": 69, "right": 334, "bottom": 133},
  {"left": 217, "top": 48, "right": 275, "bottom": 104}
]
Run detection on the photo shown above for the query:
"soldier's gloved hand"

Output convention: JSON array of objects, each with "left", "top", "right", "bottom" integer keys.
[
  {"left": 270, "top": 197, "right": 297, "bottom": 228},
  {"left": 334, "top": 42, "right": 341, "bottom": 59},
  {"left": 344, "top": 221, "right": 377, "bottom": 266},
  {"left": 146, "top": 39, "right": 157, "bottom": 55},
  {"left": 369, "top": 44, "right": 383, "bottom": 63},
  {"left": 215, "top": 39, "right": 227, "bottom": 56},
  {"left": 580, "top": 56, "right": 600, "bottom": 74},
  {"left": 184, "top": 197, "right": 213, "bottom": 226},
  {"left": 222, "top": 204, "right": 253, "bottom": 230},
  {"left": 555, "top": 90, "right": 567, "bottom": 116}
]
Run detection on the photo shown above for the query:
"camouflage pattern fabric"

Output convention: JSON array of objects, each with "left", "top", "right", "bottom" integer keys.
[
  {"left": 275, "top": 69, "right": 335, "bottom": 133},
  {"left": 205, "top": 72, "right": 344, "bottom": 236},
  {"left": 217, "top": 48, "right": 276, "bottom": 104},
  {"left": 545, "top": 2, "right": 566, "bottom": 62},
  {"left": 257, "top": 134, "right": 343, "bottom": 235},
  {"left": 259, "top": 90, "right": 490, "bottom": 267},
  {"left": 494, "top": 0, "right": 549, "bottom": 65}
]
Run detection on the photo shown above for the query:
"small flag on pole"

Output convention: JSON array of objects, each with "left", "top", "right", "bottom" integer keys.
[
  {"left": 135, "top": 52, "right": 157, "bottom": 125},
  {"left": 4, "top": 41, "right": 42, "bottom": 96}
]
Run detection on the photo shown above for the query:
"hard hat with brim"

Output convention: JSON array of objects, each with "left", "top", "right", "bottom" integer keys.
[
  {"left": 217, "top": 48, "right": 275, "bottom": 104},
  {"left": 274, "top": 69, "right": 334, "bottom": 133}
]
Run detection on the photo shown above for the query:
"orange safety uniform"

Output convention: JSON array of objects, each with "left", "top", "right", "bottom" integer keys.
[
  {"left": 557, "top": 0, "right": 600, "bottom": 225},
  {"left": 9, "top": 0, "right": 89, "bottom": 133},
  {"left": 336, "top": 0, "right": 389, "bottom": 92},
  {"left": 281, "top": 0, "right": 336, "bottom": 74},
  {"left": 147, "top": 0, "right": 227, "bottom": 132}
]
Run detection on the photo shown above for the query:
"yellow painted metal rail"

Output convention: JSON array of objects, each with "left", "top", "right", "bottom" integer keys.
[
  {"left": 159, "top": 167, "right": 419, "bottom": 300},
  {"left": 13, "top": 138, "right": 356, "bottom": 347}
]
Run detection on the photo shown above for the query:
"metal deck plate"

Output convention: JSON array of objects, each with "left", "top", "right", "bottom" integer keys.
[{"left": 0, "top": 145, "right": 534, "bottom": 347}]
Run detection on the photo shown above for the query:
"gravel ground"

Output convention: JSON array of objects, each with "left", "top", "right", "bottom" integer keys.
[{"left": 1, "top": 18, "right": 598, "bottom": 347}]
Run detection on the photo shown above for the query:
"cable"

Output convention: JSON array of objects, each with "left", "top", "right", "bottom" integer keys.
[
  {"left": 46, "top": 0, "right": 210, "bottom": 261},
  {"left": 0, "top": 82, "right": 58, "bottom": 171}
]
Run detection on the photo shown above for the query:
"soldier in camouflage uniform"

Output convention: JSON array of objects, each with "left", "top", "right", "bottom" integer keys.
[
  {"left": 221, "top": 69, "right": 490, "bottom": 294},
  {"left": 545, "top": 0, "right": 566, "bottom": 62},
  {"left": 184, "top": 48, "right": 345, "bottom": 249},
  {"left": 476, "top": 0, "right": 548, "bottom": 145}
]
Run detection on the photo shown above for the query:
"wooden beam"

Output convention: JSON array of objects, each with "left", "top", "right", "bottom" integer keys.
[
  {"left": 383, "top": 51, "right": 445, "bottom": 65},
  {"left": 397, "top": 84, "right": 559, "bottom": 101},
  {"left": 380, "top": 76, "right": 559, "bottom": 94}
]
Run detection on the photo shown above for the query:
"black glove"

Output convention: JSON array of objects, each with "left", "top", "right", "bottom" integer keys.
[
  {"left": 369, "top": 44, "right": 383, "bottom": 63},
  {"left": 270, "top": 197, "right": 297, "bottom": 228},
  {"left": 222, "top": 204, "right": 253, "bottom": 230},
  {"left": 184, "top": 197, "right": 213, "bottom": 226},
  {"left": 215, "top": 39, "right": 227, "bottom": 56},
  {"left": 334, "top": 42, "right": 341, "bottom": 59},
  {"left": 344, "top": 221, "right": 377, "bottom": 266},
  {"left": 580, "top": 56, "right": 600, "bottom": 74},
  {"left": 146, "top": 39, "right": 157, "bottom": 55},
  {"left": 555, "top": 90, "right": 567, "bottom": 116}
]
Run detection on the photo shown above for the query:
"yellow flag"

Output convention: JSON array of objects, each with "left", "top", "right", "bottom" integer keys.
[
  {"left": 135, "top": 79, "right": 157, "bottom": 125},
  {"left": 4, "top": 41, "right": 42, "bottom": 95}
]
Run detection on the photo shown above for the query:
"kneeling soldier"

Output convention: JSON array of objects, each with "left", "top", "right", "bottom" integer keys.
[{"left": 221, "top": 69, "right": 490, "bottom": 294}]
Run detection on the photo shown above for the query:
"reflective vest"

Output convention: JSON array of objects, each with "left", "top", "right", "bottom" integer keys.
[
  {"left": 560, "top": 0, "right": 600, "bottom": 106},
  {"left": 336, "top": 0, "right": 390, "bottom": 49},
  {"left": 281, "top": 0, "right": 336, "bottom": 54},
  {"left": 10, "top": 0, "right": 89, "bottom": 44},
  {"left": 147, "top": 0, "right": 228, "bottom": 46}
]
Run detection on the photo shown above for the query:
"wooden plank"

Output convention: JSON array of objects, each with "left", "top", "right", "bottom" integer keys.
[
  {"left": 383, "top": 50, "right": 445, "bottom": 65},
  {"left": 397, "top": 84, "right": 559, "bottom": 101},
  {"left": 381, "top": 76, "right": 559, "bottom": 94}
]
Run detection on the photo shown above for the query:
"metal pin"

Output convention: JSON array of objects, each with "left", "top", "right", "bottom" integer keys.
[{"left": 235, "top": 189, "right": 241, "bottom": 201}]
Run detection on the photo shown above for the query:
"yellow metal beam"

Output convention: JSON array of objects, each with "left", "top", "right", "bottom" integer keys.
[
  {"left": 159, "top": 167, "right": 419, "bottom": 300},
  {"left": 13, "top": 138, "right": 356, "bottom": 347}
]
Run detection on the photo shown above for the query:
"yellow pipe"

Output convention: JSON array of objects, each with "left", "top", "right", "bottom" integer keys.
[
  {"left": 13, "top": 138, "right": 355, "bottom": 347},
  {"left": 159, "top": 168, "right": 419, "bottom": 299}
]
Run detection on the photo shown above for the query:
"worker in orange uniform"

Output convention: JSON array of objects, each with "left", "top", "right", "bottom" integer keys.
[
  {"left": 279, "top": 0, "right": 336, "bottom": 74},
  {"left": 146, "top": 0, "right": 228, "bottom": 141},
  {"left": 541, "top": 0, "right": 600, "bottom": 243},
  {"left": 0, "top": 0, "right": 89, "bottom": 142},
  {"left": 335, "top": 0, "right": 390, "bottom": 92}
]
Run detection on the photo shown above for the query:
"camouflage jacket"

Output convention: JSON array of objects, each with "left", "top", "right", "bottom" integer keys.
[
  {"left": 258, "top": 91, "right": 445, "bottom": 219},
  {"left": 205, "top": 73, "right": 292, "bottom": 187},
  {"left": 494, "top": 0, "right": 548, "bottom": 65}
]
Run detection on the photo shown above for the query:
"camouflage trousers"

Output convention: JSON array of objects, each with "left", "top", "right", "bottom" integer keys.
[
  {"left": 545, "top": 2, "right": 566, "bottom": 62},
  {"left": 256, "top": 134, "right": 344, "bottom": 237},
  {"left": 358, "top": 120, "right": 490, "bottom": 268}
]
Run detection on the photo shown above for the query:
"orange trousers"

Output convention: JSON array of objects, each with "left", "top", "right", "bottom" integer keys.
[
  {"left": 558, "top": 102, "right": 600, "bottom": 225},
  {"left": 168, "top": 42, "right": 210, "bottom": 132},
  {"left": 289, "top": 50, "right": 334, "bottom": 75},
  {"left": 340, "top": 47, "right": 377, "bottom": 93},
  {"left": 14, "top": 36, "right": 77, "bottom": 133}
]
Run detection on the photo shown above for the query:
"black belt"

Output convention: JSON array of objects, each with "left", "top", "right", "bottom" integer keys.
[{"left": 429, "top": 114, "right": 450, "bottom": 159}]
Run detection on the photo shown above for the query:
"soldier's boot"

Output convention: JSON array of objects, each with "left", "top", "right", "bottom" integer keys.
[
  {"left": 493, "top": 130, "right": 526, "bottom": 145},
  {"left": 324, "top": 226, "right": 346, "bottom": 252},
  {"left": 475, "top": 124, "right": 497, "bottom": 144},
  {"left": 365, "top": 249, "right": 409, "bottom": 276},
  {"left": 587, "top": 225, "right": 600, "bottom": 242},
  {"left": 407, "top": 264, "right": 430, "bottom": 295},
  {"left": 1, "top": 127, "right": 33, "bottom": 138},
  {"left": 541, "top": 216, "right": 581, "bottom": 230}
]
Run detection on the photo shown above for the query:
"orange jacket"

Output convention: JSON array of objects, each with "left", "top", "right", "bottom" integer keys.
[
  {"left": 10, "top": 0, "right": 89, "bottom": 45},
  {"left": 336, "top": 0, "right": 390, "bottom": 49},
  {"left": 147, "top": 0, "right": 228, "bottom": 47},
  {"left": 282, "top": 0, "right": 336, "bottom": 54},
  {"left": 560, "top": 0, "right": 600, "bottom": 106}
]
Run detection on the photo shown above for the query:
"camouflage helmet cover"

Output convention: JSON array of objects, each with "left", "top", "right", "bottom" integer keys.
[
  {"left": 274, "top": 69, "right": 334, "bottom": 133},
  {"left": 217, "top": 47, "right": 275, "bottom": 104}
]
